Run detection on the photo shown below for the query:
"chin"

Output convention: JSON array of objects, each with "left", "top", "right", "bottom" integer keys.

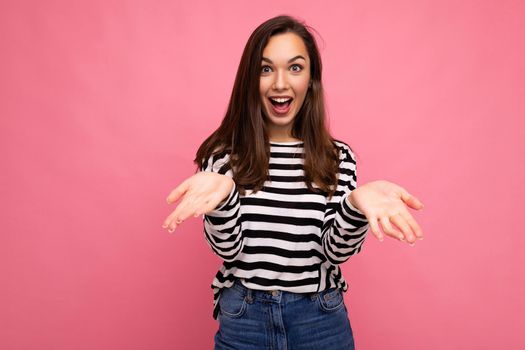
[
  {"left": 266, "top": 112, "right": 295, "bottom": 125},
  {"left": 264, "top": 106, "right": 296, "bottom": 121}
]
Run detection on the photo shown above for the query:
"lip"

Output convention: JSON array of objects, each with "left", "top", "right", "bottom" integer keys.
[
  {"left": 268, "top": 97, "right": 293, "bottom": 115},
  {"left": 268, "top": 95, "right": 293, "bottom": 99}
]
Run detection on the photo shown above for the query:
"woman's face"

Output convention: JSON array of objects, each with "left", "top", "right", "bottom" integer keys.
[{"left": 259, "top": 32, "right": 311, "bottom": 140}]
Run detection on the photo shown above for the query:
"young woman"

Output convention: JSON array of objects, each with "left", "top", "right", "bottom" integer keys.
[{"left": 162, "top": 15, "right": 424, "bottom": 350}]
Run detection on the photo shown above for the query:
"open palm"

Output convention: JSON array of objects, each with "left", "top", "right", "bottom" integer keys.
[
  {"left": 162, "top": 172, "right": 234, "bottom": 232},
  {"left": 349, "top": 180, "right": 424, "bottom": 245}
]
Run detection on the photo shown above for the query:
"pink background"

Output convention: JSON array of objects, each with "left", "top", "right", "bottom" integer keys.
[{"left": 1, "top": 0, "right": 524, "bottom": 349}]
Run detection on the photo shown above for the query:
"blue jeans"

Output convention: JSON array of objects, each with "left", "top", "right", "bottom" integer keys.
[{"left": 214, "top": 278, "right": 355, "bottom": 350}]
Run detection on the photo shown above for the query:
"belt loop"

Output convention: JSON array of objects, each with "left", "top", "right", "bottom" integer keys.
[{"left": 245, "top": 286, "right": 253, "bottom": 303}]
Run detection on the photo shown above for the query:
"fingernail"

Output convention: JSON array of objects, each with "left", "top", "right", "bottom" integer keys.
[
  {"left": 418, "top": 237, "right": 424, "bottom": 240},
  {"left": 168, "top": 228, "right": 175, "bottom": 233},
  {"left": 409, "top": 242, "right": 415, "bottom": 247},
  {"left": 162, "top": 224, "right": 167, "bottom": 228},
  {"left": 166, "top": 198, "right": 170, "bottom": 204}
]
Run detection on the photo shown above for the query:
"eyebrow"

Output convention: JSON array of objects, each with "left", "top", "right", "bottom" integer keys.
[{"left": 261, "top": 55, "right": 306, "bottom": 64}]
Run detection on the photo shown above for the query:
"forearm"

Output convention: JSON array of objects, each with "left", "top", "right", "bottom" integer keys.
[
  {"left": 203, "top": 184, "right": 244, "bottom": 261},
  {"left": 322, "top": 191, "right": 369, "bottom": 264}
]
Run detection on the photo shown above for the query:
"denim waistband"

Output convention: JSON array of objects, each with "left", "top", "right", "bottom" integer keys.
[{"left": 229, "top": 278, "right": 330, "bottom": 304}]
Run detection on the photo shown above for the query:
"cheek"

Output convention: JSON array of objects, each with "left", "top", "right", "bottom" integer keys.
[
  {"left": 295, "top": 81, "right": 310, "bottom": 100},
  {"left": 259, "top": 88, "right": 268, "bottom": 105},
  {"left": 296, "top": 76, "right": 310, "bottom": 92},
  {"left": 259, "top": 78, "right": 270, "bottom": 95}
]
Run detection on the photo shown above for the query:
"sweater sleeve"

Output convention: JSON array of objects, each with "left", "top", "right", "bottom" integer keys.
[
  {"left": 199, "top": 152, "right": 243, "bottom": 262},
  {"left": 321, "top": 144, "right": 369, "bottom": 265}
]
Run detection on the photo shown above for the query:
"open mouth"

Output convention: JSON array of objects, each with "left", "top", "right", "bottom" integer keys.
[
  {"left": 269, "top": 97, "right": 293, "bottom": 108},
  {"left": 268, "top": 97, "right": 293, "bottom": 114}
]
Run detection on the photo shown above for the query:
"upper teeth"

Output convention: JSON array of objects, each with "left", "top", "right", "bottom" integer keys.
[{"left": 270, "top": 97, "right": 291, "bottom": 103}]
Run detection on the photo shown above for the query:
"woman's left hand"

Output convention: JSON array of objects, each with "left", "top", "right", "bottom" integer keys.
[{"left": 348, "top": 180, "right": 424, "bottom": 245}]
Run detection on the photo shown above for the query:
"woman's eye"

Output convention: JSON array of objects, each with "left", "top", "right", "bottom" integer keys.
[{"left": 261, "top": 65, "right": 303, "bottom": 73}]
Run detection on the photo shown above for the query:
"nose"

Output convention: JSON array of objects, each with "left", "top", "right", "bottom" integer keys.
[{"left": 272, "top": 69, "right": 289, "bottom": 90}]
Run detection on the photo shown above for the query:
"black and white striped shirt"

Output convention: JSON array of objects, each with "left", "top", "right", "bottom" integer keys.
[{"left": 200, "top": 140, "right": 369, "bottom": 319}]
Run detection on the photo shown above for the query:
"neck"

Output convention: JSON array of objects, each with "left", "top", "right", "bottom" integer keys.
[
  {"left": 267, "top": 127, "right": 300, "bottom": 143},
  {"left": 270, "top": 137, "right": 302, "bottom": 142}
]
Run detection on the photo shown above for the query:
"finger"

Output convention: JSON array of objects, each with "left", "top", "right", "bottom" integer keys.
[
  {"left": 390, "top": 214, "right": 415, "bottom": 243},
  {"left": 366, "top": 216, "right": 384, "bottom": 242},
  {"left": 399, "top": 210, "right": 424, "bottom": 240},
  {"left": 163, "top": 209, "right": 180, "bottom": 232},
  {"left": 163, "top": 196, "right": 194, "bottom": 231},
  {"left": 379, "top": 216, "right": 404, "bottom": 241},
  {"left": 166, "top": 179, "right": 190, "bottom": 204},
  {"left": 162, "top": 217, "right": 177, "bottom": 233},
  {"left": 177, "top": 195, "right": 207, "bottom": 222},
  {"left": 162, "top": 209, "right": 178, "bottom": 230},
  {"left": 167, "top": 195, "right": 201, "bottom": 229},
  {"left": 401, "top": 191, "right": 424, "bottom": 210}
]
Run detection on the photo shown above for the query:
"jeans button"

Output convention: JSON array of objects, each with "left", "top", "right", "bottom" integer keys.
[{"left": 271, "top": 290, "right": 279, "bottom": 297}]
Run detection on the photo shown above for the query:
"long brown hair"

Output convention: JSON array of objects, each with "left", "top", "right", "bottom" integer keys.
[{"left": 194, "top": 15, "right": 341, "bottom": 198}]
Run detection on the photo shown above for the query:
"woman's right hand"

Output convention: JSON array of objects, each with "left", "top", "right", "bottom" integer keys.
[{"left": 162, "top": 172, "right": 234, "bottom": 232}]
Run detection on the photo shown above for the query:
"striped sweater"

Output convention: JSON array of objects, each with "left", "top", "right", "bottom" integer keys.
[{"left": 200, "top": 140, "right": 369, "bottom": 319}]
